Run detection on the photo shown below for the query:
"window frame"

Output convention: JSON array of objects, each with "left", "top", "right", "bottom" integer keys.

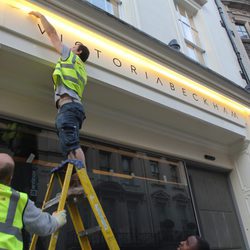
[
  {"left": 235, "top": 23, "right": 250, "bottom": 39},
  {"left": 175, "top": 2, "right": 206, "bottom": 64},
  {"left": 87, "top": 0, "right": 121, "bottom": 17}
]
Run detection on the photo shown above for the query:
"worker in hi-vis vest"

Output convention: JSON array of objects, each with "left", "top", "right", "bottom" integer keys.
[
  {"left": 0, "top": 153, "right": 67, "bottom": 250},
  {"left": 29, "top": 12, "right": 89, "bottom": 167}
]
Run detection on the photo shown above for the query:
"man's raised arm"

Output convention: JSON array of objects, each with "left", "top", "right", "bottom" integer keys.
[{"left": 30, "top": 11, "right": 62, "bottom": 54}]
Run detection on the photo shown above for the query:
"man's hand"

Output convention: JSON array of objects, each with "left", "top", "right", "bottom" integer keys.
[
  {"left": 29, "top": 11, "right": 62, "bottom": 54},
  {"left": 52, "top": 210, "right": 67, "bottom": 228},
  {"left": 29, "top": 11, "right": 43, "bottom": 18}
]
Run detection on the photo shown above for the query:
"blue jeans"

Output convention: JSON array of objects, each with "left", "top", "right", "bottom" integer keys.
[{"left": 55, "top": 102, "right": 85, "bottom": 157}]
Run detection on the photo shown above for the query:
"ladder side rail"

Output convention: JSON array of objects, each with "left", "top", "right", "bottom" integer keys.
[
  {"left": 29, "top": 173, "right": 56, "bottom": 250},
  {"left": 67, "top": 203, "right": 92, "bottom": 250},
  {"left": 57, "top": 171, "right": 92, "bottom": 250},
  {"left": 48, "top": 163, "right": 73, "bottom": 250},
  {"left": 76, "top": 167, "right": 120, "bottom": 250}
]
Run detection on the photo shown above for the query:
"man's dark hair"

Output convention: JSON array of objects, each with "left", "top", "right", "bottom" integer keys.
[
  {"left": 196, "top": 236, "right": 210, "bottom": 250},
  {"left": 76, "top": 42, "right": 90, "bottom": 62}
]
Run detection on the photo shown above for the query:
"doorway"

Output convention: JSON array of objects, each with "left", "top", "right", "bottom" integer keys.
[{"left": 187, "top": 165, "right": 246, "bottom": 250}]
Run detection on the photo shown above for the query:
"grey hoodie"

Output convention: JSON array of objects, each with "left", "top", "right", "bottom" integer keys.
[{"left": 23, "top": 199, "right": 59, "bottom": 236}]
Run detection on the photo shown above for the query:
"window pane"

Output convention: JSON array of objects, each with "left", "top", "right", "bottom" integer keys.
[
  {"left": 182, "top": 22, "right": 194, "bottom": 42},
  {"left": 169, "top": 164, "right": 180, "bottom": 183},
  {"left": 90, "top": 0, "right": 106, "bottom": 9},
  {"left": 99, "top": 150, "right": 110, "bottom": 170},
  {"left": 106, "top": 0, "right": 114, "bottom": 15},
  {"left": 150, "top": 160, "right": 160, "bottom": 179},
  {"left": 236, "top": 24, "right": 249, "bottom": 38},
  {"left": 186, "top": 44, "right": 197, "bottom": 60},
  {"left": 122, "top": 156, "right": 132, "bottom": 174},
  {"left": 87, "top": 0, "right": 119, "bottom": 17}
]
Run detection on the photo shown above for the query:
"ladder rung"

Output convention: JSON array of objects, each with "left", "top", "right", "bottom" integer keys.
[
  {"left": 44, "top": 193, "right": 61, "bottom": 210},
  {"left": 68, "top": 186, "right": 85, "bottom": 196},
  {"left": 79, "top": 226, "right": 101, "bottom": 237},
  {"left": 44, "top": 187, "right": 86, "bottom": 210}
]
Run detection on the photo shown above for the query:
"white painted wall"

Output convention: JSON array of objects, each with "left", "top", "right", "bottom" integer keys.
[
  {"left": 129, "top": 0, "right": 178, "bottom": 45},
  {"left": 122, "top": 0, "right": 250, "bottom": 88},
  {"left": 230, "top": 142, "right": 250, "bottom": 247}
]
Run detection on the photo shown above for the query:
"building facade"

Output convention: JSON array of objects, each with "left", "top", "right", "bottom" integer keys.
[
  {"left": 0, "top": 0, "right": 250, "bottom": 249},
  {"left": 222, "top": 0, "right": 250, "bottom": 58}
]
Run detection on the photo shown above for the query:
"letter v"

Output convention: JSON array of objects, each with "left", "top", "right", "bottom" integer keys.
[{"left": 38, "top": 24, "right": 45, "bottom": 34}]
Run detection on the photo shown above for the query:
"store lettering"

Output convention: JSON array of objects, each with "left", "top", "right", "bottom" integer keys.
[
  {"left": 38, "top": 23, "right": 240, "bottom": 122},
  {"left": 92, "top": 48, "right": 239, "bottom": 120},
  {"left": 38, "top": 24, "right": 63, "bottom": 41},
  {"left": 37, "top": 24, "right": 46, "bottom": 34}
]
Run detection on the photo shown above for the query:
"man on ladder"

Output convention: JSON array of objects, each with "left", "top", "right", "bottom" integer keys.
[
  {"left": 30, "top": 11, "right": 90, "bottom": 166},
  {"left": 29, "top": 11, "right": 120, "bottom": 250}
]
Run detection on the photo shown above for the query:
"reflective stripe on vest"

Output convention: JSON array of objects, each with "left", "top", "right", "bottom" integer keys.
[
  {"left": 53, "top": 51, "right": 87, "bottom": 99},
  {"left": 0, "top": 184, "right": 28, "bottom": 249}
]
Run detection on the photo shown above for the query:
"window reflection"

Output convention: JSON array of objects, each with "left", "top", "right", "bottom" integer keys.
[
  {"left": 0, "top": 118, "right": 198, "bottom": 250},
  {"left": 122, "top": 156, "right": 132, "bottom": 174},
  {"left": 150, "top": 160, "right": 160, "bottom": 180},
  {"left": 99, "top": 150, "right": 111, "bottom": 171}
]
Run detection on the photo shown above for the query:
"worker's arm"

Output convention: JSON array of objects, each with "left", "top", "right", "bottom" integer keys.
[
  {"left": 29, "top": 11, "right": 62, "bottom": 54},
  {"left": 23, "top": 199, "right": 66, "bottom": 236}
]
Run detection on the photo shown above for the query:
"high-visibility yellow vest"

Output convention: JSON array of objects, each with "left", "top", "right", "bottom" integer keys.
[
  {"left": 0, "top": 183, "right": 28, "bottom": 250},
  {"left": 52, "top": 51, "right": 87, "bottom": 99}
]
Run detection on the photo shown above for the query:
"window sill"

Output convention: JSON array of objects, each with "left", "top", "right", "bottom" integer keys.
[
  {"left": 184, "top": 38, "right": 205, "bottom": 53},
  {"left": 242, "top": 38, "right": 250, "bottom": 43}
]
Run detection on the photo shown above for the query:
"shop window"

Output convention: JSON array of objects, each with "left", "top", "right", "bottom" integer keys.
[
  {"left": 121, "top": 155, "right": 132, "bottom": 174},
  {"left": 0, "top": 117, "right": 198, "bottom": 249},
  {"left": 175, "top": 3, "right": 205, "bottom": 64},
  {"left": 235, "top": 23, "right": 250, "bottom": 39},
  {"left": 99, "top": 150, "right": 111, "bottom": 171},
  {"left": 87, "top": 0, "right": 120, "bottom": 17}
]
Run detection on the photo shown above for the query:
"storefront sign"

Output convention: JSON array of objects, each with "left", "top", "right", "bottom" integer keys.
[{"left": 1, "top": 0, "right": 249, "bottom": 127}]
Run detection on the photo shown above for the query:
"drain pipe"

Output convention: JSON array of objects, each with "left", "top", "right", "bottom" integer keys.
[{"left": 214, "top": 0, "right": 250, "bottom": 92}]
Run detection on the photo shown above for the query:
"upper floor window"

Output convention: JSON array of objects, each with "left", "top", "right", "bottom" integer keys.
[
  {"left": 121, "top": 156, "right": 132, "bottom": 174},
  {"left": 169, "top": 164, "right": 180, "bottom": 183},
  {"left": 175, "top": 3, "right": 205, "bottom": 64},
  {"left": 87, "top": 0, "right": 120, "bottom": 17},
  {"left": 235, "top": 23, "right": 250, "bottom": 39},
  {"left": 150, "top": 160, "right": 160, "bottom": 179},
  {"left": 99, "top": 150, "right": 111, "bottom": 171}
]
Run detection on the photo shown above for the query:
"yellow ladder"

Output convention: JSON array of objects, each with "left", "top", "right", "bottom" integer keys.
[{"left": 29, "top": 159, "right": 120, "bottom": 250}]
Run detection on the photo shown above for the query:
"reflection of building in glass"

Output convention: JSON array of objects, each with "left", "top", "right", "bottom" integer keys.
[
  {"left": 80, "top": 145, "right": 197, "bottom": 250},
  {"left": 0, "top": 121, "right": 40, "bottom": 199},
  {"left": 0, "top": 118, "right": 197, "bottom": 250}
]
